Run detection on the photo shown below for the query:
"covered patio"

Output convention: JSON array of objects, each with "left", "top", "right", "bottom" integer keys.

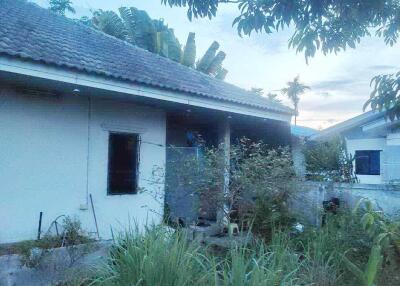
[{"left": 165, "top": 107, "right": 292, "bottom": 224}]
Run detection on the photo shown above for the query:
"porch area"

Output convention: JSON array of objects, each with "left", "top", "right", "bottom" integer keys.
[{"left": 165, "top": 109, "right": 291, "bottom": 224}]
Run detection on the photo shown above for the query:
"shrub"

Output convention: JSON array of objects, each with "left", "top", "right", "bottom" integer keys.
[
  {"left": 304, "top": 136, "right": 356, "bottom": 183},
  {"left": 16, "top": 216, "right": 93, "bottom": 268},
  {"left": 170, "top": 138, "right": 297, "bottom": 235},
  {"left": 293, "top": 208, "right": 375, "bottom": 285}
]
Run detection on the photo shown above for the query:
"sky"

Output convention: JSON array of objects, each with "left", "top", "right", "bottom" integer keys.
[{"left": 34, "top": 0, "right": 400, "bottom": 129}]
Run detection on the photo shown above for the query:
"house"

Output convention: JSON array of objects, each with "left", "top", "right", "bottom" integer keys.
[
  {"left": 310, "top": 111, "right": 400, "bottom": 184},
  {"left": 0, "top": 0, "right": 293, "bottom": 243}
]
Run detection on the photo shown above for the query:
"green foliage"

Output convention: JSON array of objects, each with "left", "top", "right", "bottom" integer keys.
[
  {"left": 162, "top": 0, "right": 219, "bottom": 21},
  {"left": 92, "top": 7, "right": 182, "bottom": 61},
  {"left": 181, "top": 32, "right": 197, "bottom": 68},
  {"left": 206, "top": 51, "right": 226, "bottom": 76},
  {"left": 89, "top": 7, "right": 227, "bottom": 78},
  {"left": 196, "top": 41, "right": 220, "bottom": 72},
  {"left": 162, "top": 0, "right": 400, "bottom": 119},
  {"left": 338, "top": 198, "right": 400, "bottom": 286},
  {"left": 171, "top": 139, "right": 297, "bottom": 228},
  {"left": 216, "top": 234, "right": 300, "bottom": 285},
  {"left": 364, "top": 72, "right": 400, "bottom": 120},
  {"left": 87, "top": 207, "right": 399, "bottom": 286},
  {"left": 90, "top": 225, "right": 213, "bottom": 286},
  {"left": 304, "top": 136, "right": 357, "bottom": 183},
  {"left": 215, "top": 67, "right": 228, "bottom": 80},
  {"left": 266, "top": 92, "right": 280, "bottom": 102},
  {"left": 343, "top": 244, "right": 383, "bottom": 286},
  {"left": 281, "top": 76, "right": 310, "bottom": 125},
  {"left": 49, "top": 0, "right": 75, "bottom": 16},
  {"left": 163, "top": 0, "right": 400, "bottom": 59},
  {"left": 232, "top": 143, "right": 296, "bottom": 238},
  {"left": 90, "top": 225, "right": 301, "bottom": 286},
  {"left": 250, "top": 87, "right": 263, "bottom": 96},
  {"left": 250, "top": 88, "right": 281, "bottom": 102},
  {"left": 92, "top": 10, "right": 127, "bottom": 40},
  {"left": 353, "top": 198, "right": 400, "bottom": 252},
  {"left": 8, "top": 216, "right": 93, "bottom": 268},
  {"left": 294, "top": 209, "right": 375, "bottom": 284}
]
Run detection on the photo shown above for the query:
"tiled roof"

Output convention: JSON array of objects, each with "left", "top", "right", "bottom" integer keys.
[
  {"left": 0, "top": 0, "right": 292, "bottom": 114},
  {"left": 309, "top": 111, "right": 385, "bottom": 140}
]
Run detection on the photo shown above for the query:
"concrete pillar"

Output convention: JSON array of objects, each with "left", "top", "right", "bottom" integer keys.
[{"left": 217, "top": 117, "right": 231, "bottom": 225}]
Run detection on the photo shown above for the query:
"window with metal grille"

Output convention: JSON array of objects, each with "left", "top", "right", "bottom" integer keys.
[
  {"left": 355, "top": 150, "right": 380, "bottom": 175},
  {"left": 107, "top": 133, "right": 139, "bottom": 195}
]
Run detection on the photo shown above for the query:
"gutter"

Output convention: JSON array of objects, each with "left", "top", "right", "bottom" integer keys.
[{"left": 0, "top": 56, "right": 292, "bottom": 122}]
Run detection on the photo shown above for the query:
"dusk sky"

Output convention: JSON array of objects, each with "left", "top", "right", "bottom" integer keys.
[{"left": 35, "top": 0, "right": 400, "bottom": 129}]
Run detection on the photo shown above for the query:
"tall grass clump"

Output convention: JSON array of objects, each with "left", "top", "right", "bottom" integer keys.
[
  {"left": 89, "top": 225, "right": 305, "bottom": 286},
  {"left": 216, "top": 233, "right": 300, "bottom": 286},
  {"left": 91, "top": 225, "right": 213, "bottom": 286},
  {"left": 87, "top": 207, "right": 400, "bottom": 286},
  {"left": 294, "top": 209, "right": 375, "bottom": 286}
]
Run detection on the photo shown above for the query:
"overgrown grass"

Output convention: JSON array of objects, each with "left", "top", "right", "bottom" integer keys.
[
  {"left": 83, "top": 209, "right": 399, "bottom": 286},
  {"left": 88, "top": 226, "right": 301, "bottom": 286},
  {"left": 90, "top": 225, "right": 213, "bottom": 286}
]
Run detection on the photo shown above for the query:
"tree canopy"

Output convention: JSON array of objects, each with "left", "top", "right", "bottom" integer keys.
[
  {"left": 49, "top": 0, "right": 75, "bottom": 16},
  {"left": 162, "top": 0, "right": 400, "bottom": 118}
]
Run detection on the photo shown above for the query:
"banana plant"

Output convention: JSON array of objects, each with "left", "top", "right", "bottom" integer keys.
[
  {"left": 343, "top": 244, "right": 383, "bottom": 286},
  {"left": 345, "top": 198, "right": 400, "bottom": 285},
  {"left": 88, "top": 7, "right": 228, "bottom": 79}
]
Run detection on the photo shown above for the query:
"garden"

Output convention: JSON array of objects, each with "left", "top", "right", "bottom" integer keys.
[
  {"left": 1, "top": 140, "right": 399, "bottom": 286},
  {"left": 59, "top": 141, "right": 400, "bottom": 285}
]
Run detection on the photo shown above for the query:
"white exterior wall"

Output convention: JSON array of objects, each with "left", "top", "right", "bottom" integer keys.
[
  {"left": 346, "top": 138, "right": 386, "bottom": 184},
  {"left": 0, "top": 87, "right": 166, "bottom": 243}
]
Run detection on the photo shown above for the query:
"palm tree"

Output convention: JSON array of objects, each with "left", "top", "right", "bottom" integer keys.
[
  {"left": 281, "top": 76, "right": 310, "bottom": 125},
  {"left": 90, "top": 7, "right": 228, "bottom": 79}
]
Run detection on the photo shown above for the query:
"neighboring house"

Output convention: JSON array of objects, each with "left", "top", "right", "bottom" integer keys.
[
  {"left": 0, "top": 0, "right": 292, "bottom": 243},
  {"left": 310, "top": 111, "right": 400, "bottom": 184}
]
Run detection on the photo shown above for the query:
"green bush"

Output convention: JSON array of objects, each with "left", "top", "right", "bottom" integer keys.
[
  {"left": 9, "top": 216, "right": 93, "bottom": 268},
  {"left": 169, "top": 138, "right": 297, "bottom": 235},
  {"left": 303, "top": 136, "right": 356, "bottom": 183}
]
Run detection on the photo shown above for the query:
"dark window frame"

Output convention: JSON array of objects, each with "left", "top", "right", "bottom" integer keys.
[
  {"left": 355, "top": 150, "right": 381, "bottom": 176},
  {"left": 107, "top": 132, "right": 140, "bottom": 195}
]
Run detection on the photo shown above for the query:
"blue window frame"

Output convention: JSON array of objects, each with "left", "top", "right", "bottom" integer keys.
[{"left": 355, "top": 150, "right": 380, "bottom": 175}]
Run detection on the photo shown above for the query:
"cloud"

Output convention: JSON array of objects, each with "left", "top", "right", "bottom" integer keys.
[
  {"left": 318, "top": 92, "right": 333, "bottom": 97},
  {"left": 368, "top": 65, "right": 399, "bottom": 71},
  {"left": 302, "top": 98, "right": 364, "bottom": 113},
  {"left": 311, "top": 79, "right": 355, "bottom": 90}
]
